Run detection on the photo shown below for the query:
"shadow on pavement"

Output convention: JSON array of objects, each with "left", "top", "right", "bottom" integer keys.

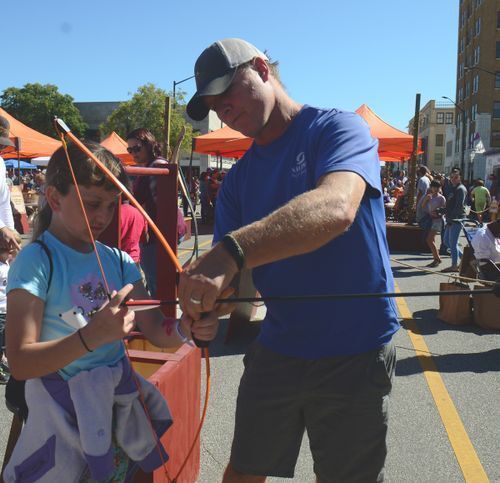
[
  {"left": 194, "top": 221, "right": 214, "bottom": 236},
  {"left": 408, "top": 309, "right": 494, "bottom": 336},
  {"left": 396, "top": 348, "right": 500, "bottom": 375},
  {"left": 392, "top": 267, "right": 429, "bottom": 278}
]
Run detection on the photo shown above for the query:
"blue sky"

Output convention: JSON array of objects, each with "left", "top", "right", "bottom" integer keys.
[{"left": 2, "top": 0, "right": 458, "bottom": 132}]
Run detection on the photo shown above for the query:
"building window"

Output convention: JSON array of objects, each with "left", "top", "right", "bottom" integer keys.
[
  {"left": 473, "top": 46, "right": 480, "bottom": 65},
  {"left": 475, "top": 17, "right": 481, "bottom": 35},
  {"left": 446, "top": 112, "right": 454, "bottom": 124},
  {"left": 472, "top": 104, "right": 478, "bottom": 120},
  {"left": 494, "top": 102, "right": 500, "bottom": 118},
  {"left": 466, "top": 81, "right": 470, "bottom": 98},
  {"left": 497, "top": 42, "right": 500, "bottom": 59},
  {"left": 436, "top": 112, "right": 444, "bottom": 124},
  {"left": 446, "top": 140, "right": 453, "bottom": 157},
  {"left": 436, "top": 134, "right": 444, "bottom": 146},
  {"left": 434, "top": 153, "right": 443, "bottom": 165},
  {"left": 497, "top": 12, "right": 500, "bottom": 28},
  {"left": 496, "top": 72, "right": 500, "bottom": 88}
]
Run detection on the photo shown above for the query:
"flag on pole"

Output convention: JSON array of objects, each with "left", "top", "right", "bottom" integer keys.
[{"left": 473, "top": 132, "right": 485, "bottom": 154}]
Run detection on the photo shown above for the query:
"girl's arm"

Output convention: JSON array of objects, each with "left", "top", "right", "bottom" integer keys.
[
  {"left": 129, "top": 282, "right": 220, "bottom": 347},
  {"left": 421, "top": 193, "right": 432, "bottom": 209},
  {"left": 7, "top": 285, "right": 135, "bottom": 380}
]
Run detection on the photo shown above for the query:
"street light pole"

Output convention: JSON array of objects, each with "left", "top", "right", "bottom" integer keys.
[
  {"left": 172, "top": 74, "right": 195, "bottom": 107},
  {"left": 442, "top": 96, "right": 466, "bottom": 175}
]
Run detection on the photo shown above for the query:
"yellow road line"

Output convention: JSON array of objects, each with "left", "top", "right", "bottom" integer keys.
[
  {"left": 394, "top": 283, "right": 489, "bottom": 483},
  {"left": 178, "top": 238, "right": 213, "bottom": 257}
]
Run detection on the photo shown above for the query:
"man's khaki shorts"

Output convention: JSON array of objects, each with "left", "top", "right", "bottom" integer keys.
[{"left": 230, "top": 340, "right": 396, "bottom": 482}]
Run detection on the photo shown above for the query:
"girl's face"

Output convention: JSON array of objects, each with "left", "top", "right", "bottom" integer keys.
[
  {"left": 127, "top": 138, "right": 149, "bottom": 165},
  {"left": 48, "top": 184, "right": 119, "bottom": 250},
  {"left": 430, "top": 185, "right": 439, "bottom": 195}
]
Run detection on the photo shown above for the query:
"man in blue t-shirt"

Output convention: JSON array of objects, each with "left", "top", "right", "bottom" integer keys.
[{"left": 180, "top": 38, "right": 400, "bottom": 482}]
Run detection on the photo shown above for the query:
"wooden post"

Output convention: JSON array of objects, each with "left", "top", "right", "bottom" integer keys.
[
  {"left": 406, "top": 93, "right": 420, "bottom": 224},
  {"left": 164, "top": 96, "right": 172, "bottom": 159}
]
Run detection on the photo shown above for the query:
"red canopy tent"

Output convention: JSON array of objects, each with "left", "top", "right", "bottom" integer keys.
[
  {"left": 100, "top": 131, "right": 135, "bottom": 165},
  {"left": 0, "top": 107, "right": 61, "bottom": 159},
  {"left": 355, "top": 104, "right": 420, "bottom": 162},
  {"left": 193, "top": 126, "right": 253, "bottom": 159}
]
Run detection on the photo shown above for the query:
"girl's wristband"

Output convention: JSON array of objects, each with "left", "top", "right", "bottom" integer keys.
[
  {"left": 176, "top": 321, "right": 194, "bottom": 347},
  {"left": 163, "top": 317, "right": 194, "bottom": 346}
]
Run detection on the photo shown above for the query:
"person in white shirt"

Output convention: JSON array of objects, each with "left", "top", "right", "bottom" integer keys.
[
  {"left": 470, "top": 219, "right": 500, "bottom": 281},
  {"left": 0, "top": 116, "right": 21, "bottom": 252},
  {"left": 0, "top": 230, "right": 21, "bottom": 383},
  {"left": 471, "top": 219, "right": 500, "bottom": 263}
]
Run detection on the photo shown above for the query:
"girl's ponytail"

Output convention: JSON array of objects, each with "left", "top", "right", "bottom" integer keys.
[{"left": 32, "top": 203, "right": 52, "bottom": 241}]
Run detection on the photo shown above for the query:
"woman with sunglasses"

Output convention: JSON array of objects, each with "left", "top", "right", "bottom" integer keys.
[{"left": 126, "top": 128, "right": 168, "bottom": 296}]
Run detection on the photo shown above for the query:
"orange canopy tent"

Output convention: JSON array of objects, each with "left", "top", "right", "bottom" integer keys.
[
  {"left": 355, "top": 104, "right": 420, "bottom": 162},
  {"left": 100, "top": 131, "right": 135, "bottom": 165},
  {"left": 193, "top": 125, "right": 253, "bottom": 159},
  {"left": 0, "top": 107, "right": 61, "bottom": 159},
  {"left": 193, "top": 106, "right": 419, "bottom": 162}
]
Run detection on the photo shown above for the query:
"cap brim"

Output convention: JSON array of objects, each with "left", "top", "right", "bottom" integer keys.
[
  {"left": 0, "top": 137, "right": 15, "bottom": 148},
  {"left": 187, "top": 68, "right": 237, "bottom": 121}
]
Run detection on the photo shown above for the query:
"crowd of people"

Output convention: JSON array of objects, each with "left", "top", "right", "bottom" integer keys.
[{"left": 383, "top": 165, "right": 499, "bottom": 273}]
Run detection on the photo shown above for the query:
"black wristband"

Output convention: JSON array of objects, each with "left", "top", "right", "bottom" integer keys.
[
  {"left": 77, "top": 329, "right": 93, "bottom": 352},
  {"left": 221, "top": 234, "right": 245, "bottom": 271}
]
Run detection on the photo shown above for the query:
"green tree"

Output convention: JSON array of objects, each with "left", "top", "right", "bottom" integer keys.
[
  {"left": 0, "top": 83, "right": 87, "bottom": 138},
  {"left": 100, "top": 83, "right": 193, "bottom": 157}
]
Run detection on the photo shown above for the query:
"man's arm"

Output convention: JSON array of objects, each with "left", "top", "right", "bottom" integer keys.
[{"left": 178, "top": 171, "right": 366, "bottom": 317}]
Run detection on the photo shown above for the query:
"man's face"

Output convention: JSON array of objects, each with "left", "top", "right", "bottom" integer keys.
[
  {"left": 203, "top": 62, "right": 274, "bottom": 138},
  {"left": 450, "top": 173, "right": 461, "bottom": 186}
]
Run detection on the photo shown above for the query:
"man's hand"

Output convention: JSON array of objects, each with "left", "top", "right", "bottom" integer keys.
[
  {"left": 178, "top": 243, "right": 239, "bottom": 320},
  {"left": 187, "top": 311, "right": 220, "bottom": 342},
  {"left": 0, "top": 227, "right": 21, "bottom": 251}
]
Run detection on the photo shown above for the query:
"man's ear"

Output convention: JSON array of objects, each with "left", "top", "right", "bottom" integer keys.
[
  {"left": 45, "top": 185, "right": 62, "bottom": 212},
  {"left": 253, "top": 57, "right": 270, "bottom": 82}
]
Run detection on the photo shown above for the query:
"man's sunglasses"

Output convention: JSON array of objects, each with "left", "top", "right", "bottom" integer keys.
[{"left": 127, "top": 145, "right": 142, "bottom": 154}]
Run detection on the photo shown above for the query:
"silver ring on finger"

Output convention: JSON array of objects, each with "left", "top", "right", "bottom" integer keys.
[{"left": 190, "top": 296, "right": 202, "bottom": 305}]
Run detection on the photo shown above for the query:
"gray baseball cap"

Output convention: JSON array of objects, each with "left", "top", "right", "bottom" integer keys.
[
  {"left": 0, "top": 115, "right": 14, "bottom": 148},
  {"left": 186, "top": 38, "right": 268, "bottom": 121}
]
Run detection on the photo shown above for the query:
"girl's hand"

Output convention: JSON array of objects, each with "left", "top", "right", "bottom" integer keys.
[
  {"left": 81, "top": 284, "right": 135, "bottom": 350},
  {"left": 189, "top": 311, "right": 220, "bottom": 342}
]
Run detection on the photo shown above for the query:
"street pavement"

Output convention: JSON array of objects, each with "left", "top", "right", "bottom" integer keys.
[{"left": 1, "top": 230, "right": 499, "bottom": 482}]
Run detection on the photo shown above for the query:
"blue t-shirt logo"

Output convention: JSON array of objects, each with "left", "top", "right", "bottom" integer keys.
[{"left": 292, "top": 152, "right": 307, "bottom": 178}]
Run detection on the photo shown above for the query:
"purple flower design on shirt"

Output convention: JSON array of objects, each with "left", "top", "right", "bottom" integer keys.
[{"left": 70, "top": 273, "right": 109, "bottom": 319}]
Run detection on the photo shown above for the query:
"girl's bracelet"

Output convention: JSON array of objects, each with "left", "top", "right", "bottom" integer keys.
[
  {"left": 162, "top": 317, "right": 194, "bottom": 346},
  {"left": 175, "top": 321, "right": 192, "bottom": 345},
  {"left": 77, "top": 328, "right": 93, "bottom": 352}
]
